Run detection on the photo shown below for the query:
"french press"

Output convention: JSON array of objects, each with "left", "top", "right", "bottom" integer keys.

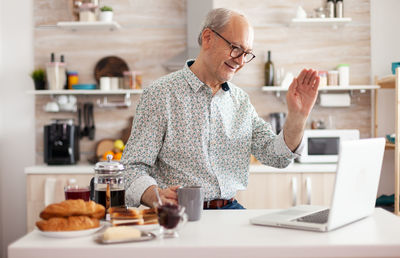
[{"left": 90, "top": 155, "right": 126, "bottom": 215}]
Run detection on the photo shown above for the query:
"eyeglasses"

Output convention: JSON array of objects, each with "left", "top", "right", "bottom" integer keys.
[{"left": 210, "top": 29, "right": 256, "bottom": 63}]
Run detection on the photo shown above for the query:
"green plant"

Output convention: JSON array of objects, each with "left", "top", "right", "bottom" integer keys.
[
  {"left": 30, "top": 68, "right": 45, "bottom": 81},
  {"left": 100, "top": 6, "right": 113, "bottom": 12}
]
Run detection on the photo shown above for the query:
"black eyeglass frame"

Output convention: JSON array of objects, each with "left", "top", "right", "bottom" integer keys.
[{"left": 210, "top": 28, "right": 256, "bottom": 63}]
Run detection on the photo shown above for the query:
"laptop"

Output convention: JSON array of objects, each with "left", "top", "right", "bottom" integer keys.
[{"left": 250, "top": 138, "right": 385, "bottom": 232}]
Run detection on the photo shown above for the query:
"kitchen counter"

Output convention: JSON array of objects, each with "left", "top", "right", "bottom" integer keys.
[
  {"left": 24, "top": 163, "right": 337, "bottom": 174},
  {"left": 8, "top": 208, "right": 400, "bottom": 258}
]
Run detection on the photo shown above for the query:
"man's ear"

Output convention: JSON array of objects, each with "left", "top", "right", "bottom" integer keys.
[{"left": 201, "top": 28, "right": 213, "bottom": 50}]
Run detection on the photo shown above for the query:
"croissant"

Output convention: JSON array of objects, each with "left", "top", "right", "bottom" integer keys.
[
  {"left": 40, "top": 200, "right": 105, "bottom": 220},
  {"left": 36, "top": 216, "right": 100, "bottom": 231}
]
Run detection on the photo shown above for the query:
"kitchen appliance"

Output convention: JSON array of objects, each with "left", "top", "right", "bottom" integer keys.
[
  {"left": 269, "top": 112, "right": 286, "bottom": 134},
  {"left": 297, "top": 129, "right": 359, "bottom": 163},
  {"left": 44, "top": 119, "right": 80, "bottom": 165},
  {"left": 91, "top": 155, "right": 126, "bottom": 218}
]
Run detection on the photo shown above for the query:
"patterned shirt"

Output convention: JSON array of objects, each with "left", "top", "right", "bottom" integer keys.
[{"left": 122, "top": 60, "right": 299, "bottom": 207}]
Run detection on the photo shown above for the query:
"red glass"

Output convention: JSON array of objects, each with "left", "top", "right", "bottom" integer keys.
[{"left": 64, "top": 185, "right": 90, "bottom": 201}]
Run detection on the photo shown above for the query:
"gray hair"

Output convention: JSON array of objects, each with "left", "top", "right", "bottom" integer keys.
[{"left": 197, "top": 8, "right": 246, "bottom": 46}]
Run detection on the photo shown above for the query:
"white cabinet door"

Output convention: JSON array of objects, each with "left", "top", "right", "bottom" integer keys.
[
  {"left": 26, "top": 174, "right": 92, "bottom": 232},
  {"left": 300, "top": 173, "right": 336, "bottom": 206},
  {"left": 236, "top": 172, "right": 335, "bottom": 209},
  {"left": 236, "top": 173, "right": 301, "bottom": 209}
]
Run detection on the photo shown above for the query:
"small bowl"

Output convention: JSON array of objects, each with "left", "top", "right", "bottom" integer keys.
[{"left": 386, "top": 134, "right": 395, "bottom": 144}]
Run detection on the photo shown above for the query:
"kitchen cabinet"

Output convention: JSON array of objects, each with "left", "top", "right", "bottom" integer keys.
[
  {"left": 235, "top": 172, "right": 336, "bottom": 209},
  {"left": 26, "top": 173, "right": 93, "bottom": 232},
  {"left": 376, "top": 68, "right": 400, "bottom": 215}
]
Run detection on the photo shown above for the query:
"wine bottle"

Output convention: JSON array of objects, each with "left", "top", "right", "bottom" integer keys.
[{"left": 264, "top": 50, "right": 274, "bottom": 86}]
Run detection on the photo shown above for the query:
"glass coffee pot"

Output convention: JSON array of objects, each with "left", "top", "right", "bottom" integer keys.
[{"left": 90, "top": 155, "right": 126, "bottom": 217}]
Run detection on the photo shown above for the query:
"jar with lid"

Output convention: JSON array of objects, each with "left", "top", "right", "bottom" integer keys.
[
  {"left": 327, "top": 70, "right": 339, "bottom": 86},
  {"left": 90, "top": 155, "right": 125, "bottom": 218},
  {"left": 318, "top": 71, "right": 328, "bottom": 87},
  {"left": 337, "top": 64, "right": 349, "bottom": 86},
  {"left": 79, "top": 3, "right": 97, "bottom": 22},
  {"left": 67, "top": 71, "right": 79, "bottom": 89}
]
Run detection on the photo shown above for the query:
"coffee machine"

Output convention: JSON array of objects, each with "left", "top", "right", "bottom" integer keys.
[{"left": 44, "top": 119, "right": 80, "bottom": 165}]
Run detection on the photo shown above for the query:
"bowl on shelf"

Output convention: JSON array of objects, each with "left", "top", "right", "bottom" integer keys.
[
  {"left": 386, "top": 134, "right": 395, "bottom": 144},
  {"left": 72, "top": 84, "right": 97, "bottom": 90}
]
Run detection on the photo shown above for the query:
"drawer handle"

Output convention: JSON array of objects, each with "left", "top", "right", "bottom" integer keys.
[
  {"left": 44, "top": 178, "right": 57, "bottom": 206},
  {"left": 305, "top": 177, "right": 312, "bottom": 205},
  {"left": 291, "top": 177, "right": 297, "bottom": 206}
]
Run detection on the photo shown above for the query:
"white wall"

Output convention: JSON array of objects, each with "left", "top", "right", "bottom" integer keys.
[
  {"left": 371, "top": 0, "right": 400, "bottom": 196},
  {"left": 0, "top": 1, "right": 34, "bottom": 257}
]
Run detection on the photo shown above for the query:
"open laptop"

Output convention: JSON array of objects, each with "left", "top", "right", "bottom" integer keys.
[{"left": 250, "top": 138, "right": 385, "bottom": 232}]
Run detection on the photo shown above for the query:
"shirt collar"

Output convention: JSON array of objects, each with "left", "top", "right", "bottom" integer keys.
[{"left": 182, "top": 60, "right": 230, "bottom": 93}]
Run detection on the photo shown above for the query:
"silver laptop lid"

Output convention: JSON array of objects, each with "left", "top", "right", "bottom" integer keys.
[{"left": 327, "top": 138, "right": 385, "bottom": 230}]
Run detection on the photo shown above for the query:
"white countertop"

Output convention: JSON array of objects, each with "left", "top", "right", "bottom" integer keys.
[
  {"left": 8, "top": 208, "right": 400, "bottom": 258},
  {"left": 25, "top": 163, "right": 337, "bottom": 175}
]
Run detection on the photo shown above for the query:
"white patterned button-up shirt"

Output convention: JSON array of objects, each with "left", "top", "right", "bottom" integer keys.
[{"left": 122, "top": 60, "right": 299, "bottom": 207}]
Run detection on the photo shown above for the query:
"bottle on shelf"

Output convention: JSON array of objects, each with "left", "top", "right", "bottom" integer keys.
[
  {"left": 326, "top": 0, "right": 335, "bottom": 18},
  {"left": 60, "top": 54, "right": 68, "bottom": 89},
  {"left": 336, "top": 0, "right": 343, "bottom": 18},
  {"left": 264, "top": 50, "right": 274, "bottom": 86}
]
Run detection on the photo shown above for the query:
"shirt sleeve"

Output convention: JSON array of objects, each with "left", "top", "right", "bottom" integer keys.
[
  {"left": 249, "top": 103, "right": 299, "bottom": 168},
  {"left": 121, "top": 87, "right": 166, "bottom": 207}
]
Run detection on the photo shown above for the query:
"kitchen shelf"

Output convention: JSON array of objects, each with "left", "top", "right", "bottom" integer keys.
[
  {"left": 376, "top": 75, "right": 395, "bottom": 89},
  {"left": 262, "top": 85, "right": 379, "bottom": 92},
  {"left": 37, "top": 21, "right": 121, "bottom": 31},
  {"left": 375, "top": 68, "right": 399, "bottom": 216},
  {"left": 57, "top": 21, "right": 121, "bottom": 31},
  {"left": 27, "top": 89, "right": 143, "bottom": 95},
  {"left": 290, "top": 17, "right": 352, "bottom": 27}
]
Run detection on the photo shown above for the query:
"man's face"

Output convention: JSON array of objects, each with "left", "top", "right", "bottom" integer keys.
[{"left": 205, "top": 15, "right": 254, "bottom": 84}]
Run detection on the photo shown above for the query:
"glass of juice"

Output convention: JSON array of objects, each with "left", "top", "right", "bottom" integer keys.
[{"left": 64, "top": 185, "right": 91, "bottom": 201}]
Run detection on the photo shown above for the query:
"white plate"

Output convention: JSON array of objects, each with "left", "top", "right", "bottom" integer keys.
[{"left": 36, "top": 223, "right": 105, "bottom": 238}]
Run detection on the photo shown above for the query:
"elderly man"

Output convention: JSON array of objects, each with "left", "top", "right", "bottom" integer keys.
[{"left": 122, "top": 8, "right": 319, "bottom": 209}]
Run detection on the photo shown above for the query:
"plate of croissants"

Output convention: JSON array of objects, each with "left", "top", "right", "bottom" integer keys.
[{"left": 35, "top": 199, "right": 106, "bottom": 238}]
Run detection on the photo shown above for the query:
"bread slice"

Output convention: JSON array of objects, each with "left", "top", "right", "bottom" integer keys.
[{"left": 111, "top": 218, "right": 144, "bottom": 226}]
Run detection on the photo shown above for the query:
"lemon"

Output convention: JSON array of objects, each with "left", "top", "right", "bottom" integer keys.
[{"left": 114, "top": 139, "right": 125, "bottom": 151}]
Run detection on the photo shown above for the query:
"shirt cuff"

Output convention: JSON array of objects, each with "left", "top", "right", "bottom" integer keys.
[
  {"left": 125, "top": 175, "right": 157, "bottom": 207},
  {"left": 277, "top": 130, "right": 300, "bottom": 159}
]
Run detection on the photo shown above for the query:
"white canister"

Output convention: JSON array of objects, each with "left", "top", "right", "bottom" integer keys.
[
  {"left": 110, "top": 77, "right": 119, "bottom": 90},
  {"left": 46, "top": 62, "right": 66, "bottom": 90},
  {"left": 100, "top": 77, "right": 111, "bottom": 91},
  {"left": 338, "top": 64, "right": 350, "bottom": 86}
]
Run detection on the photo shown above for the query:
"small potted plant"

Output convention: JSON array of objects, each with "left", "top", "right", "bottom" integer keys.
[
  {"left": 30, "top": 68, "right": 46, "bottom": 90},
  {"left": 99, "top": 6, "right": 113, "bottom": 22}
]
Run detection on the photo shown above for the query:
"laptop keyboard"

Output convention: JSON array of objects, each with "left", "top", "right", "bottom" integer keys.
[{"left": 294, "top": 209, "right": 330, "bottom": 224}]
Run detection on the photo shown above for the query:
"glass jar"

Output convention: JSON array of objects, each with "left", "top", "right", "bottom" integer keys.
[
  {"left": 123, "top": 71, "right": 143, "bottom": 89},
  {"left": 79, "top": 3, "right": 97, "bottom": 22},
  {"left": 318, "top": 71, "right": 328, "bottom": 87},
  {"left": 92, "top": 155, "right": 125, "bottom": 218},
  {"left": 328, "top": 70, "right": 339, "bottom": 86}
]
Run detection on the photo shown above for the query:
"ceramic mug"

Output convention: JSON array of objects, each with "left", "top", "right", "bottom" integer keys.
[{"left": 177, "top": 186, "right": 204, "bottom": 221}]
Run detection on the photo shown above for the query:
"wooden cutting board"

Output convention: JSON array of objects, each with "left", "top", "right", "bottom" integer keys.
[{"left": 94, "top": 56, "right": 129, "bottom": 84}]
